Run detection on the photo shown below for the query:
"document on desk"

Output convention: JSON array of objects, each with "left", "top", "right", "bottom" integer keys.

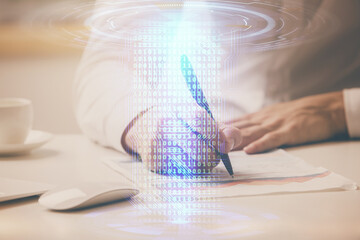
[{"left": 102, "top": 149, "right": 357, "bottom": 198}]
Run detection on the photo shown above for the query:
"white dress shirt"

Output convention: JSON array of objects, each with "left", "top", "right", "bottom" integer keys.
[{"left": 74, "top": 0, "right": 360, "bottom": 152}]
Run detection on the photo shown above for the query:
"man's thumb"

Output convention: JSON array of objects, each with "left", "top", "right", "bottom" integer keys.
[{"left": 220, "top": 126, "right": 242, "bottom": 153}]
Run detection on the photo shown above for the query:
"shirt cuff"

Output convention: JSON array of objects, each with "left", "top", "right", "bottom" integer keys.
[{"left": 343, "top": 88, "right": 360, "bottom": 138}]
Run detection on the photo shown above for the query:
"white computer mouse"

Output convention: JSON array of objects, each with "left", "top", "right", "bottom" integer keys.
[{"left": 38, "top": 182, "right": 139, "bottom": 211}]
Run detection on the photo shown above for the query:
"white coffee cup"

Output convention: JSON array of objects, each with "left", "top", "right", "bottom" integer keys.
[{"left": 0, "top": 98, "right": 33, "bottom": 144}]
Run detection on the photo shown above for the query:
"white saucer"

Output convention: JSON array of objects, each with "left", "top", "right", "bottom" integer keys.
[{"left": 0, "top": 130, "right": 53, "bottom": 156}]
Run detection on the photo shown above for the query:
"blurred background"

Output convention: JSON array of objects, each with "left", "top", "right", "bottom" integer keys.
[{"left": 0, "top": 0, "right": 93, "bottom": 134}]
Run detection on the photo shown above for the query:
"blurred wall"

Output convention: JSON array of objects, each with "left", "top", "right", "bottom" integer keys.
[
  {"left": 0, "top": 0, "right": 90, "bottom": 134},
  {"left": 0, "top": 55, "right": 82, "bottom": 134}
]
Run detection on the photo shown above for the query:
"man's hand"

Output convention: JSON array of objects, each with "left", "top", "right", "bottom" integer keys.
[
  {"left": 124, "top": 104, "right": 240, "bottom": 175},
  {"left": 226, "top": 91, "right": 347, "bottom": 154}
]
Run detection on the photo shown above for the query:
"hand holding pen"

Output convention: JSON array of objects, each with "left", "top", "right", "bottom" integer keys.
[
  {"left": 181, "top": 55, "right": 235, "bottom": 176},
  {"left": 123, "top": 55, "right": 242, "bottom": 176},
  {"left": 124, "top": 104, "right": 232, "bottom": 175}
]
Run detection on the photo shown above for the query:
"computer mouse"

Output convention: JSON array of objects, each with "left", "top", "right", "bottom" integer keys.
[{"left": 38, "top": 181, "right": 139, "bottom": 211}]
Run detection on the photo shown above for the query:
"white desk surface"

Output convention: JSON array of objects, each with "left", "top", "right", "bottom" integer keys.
[{"left": 0, "top": 135, "right": 359, "bottom": 240}]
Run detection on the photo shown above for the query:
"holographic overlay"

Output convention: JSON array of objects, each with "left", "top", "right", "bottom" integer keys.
[
  {"left": 24, "top": 0, "right": 343, "bottom": 226},
  {"left": 127, "top": 1, "right": 227, "bottom": 177},
  {"left": 22, "top": 0, "right": 338, "bottom": 52},
  {"left": 83, "top": 203, "right": 279, "bottom": 239},
  {"left": 76, "top": 0, "right": 339, "bottom": 222},
  {"left": 181, "top": 54, "right": 234, "bottom": 176},
  {"left": 123, "top": 3, "right": 229, "bottom": 218}
]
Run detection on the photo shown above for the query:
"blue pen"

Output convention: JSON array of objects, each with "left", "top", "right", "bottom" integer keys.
[{"left": 180, "top": 54, "right": 234, "bottom": 176}]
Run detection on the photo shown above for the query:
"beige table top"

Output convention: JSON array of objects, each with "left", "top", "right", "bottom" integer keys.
[{"left": 0, "top": 135, "right": 359, "bottom": 240}]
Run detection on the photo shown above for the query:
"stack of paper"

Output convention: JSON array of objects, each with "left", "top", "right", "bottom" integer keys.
[{"left": 102, "top": 149, "right": 357, "bottom": 198}]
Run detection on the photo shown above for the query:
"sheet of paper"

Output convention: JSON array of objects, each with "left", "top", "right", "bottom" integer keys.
[{"left": 102, "top": 149, "right": 357, "bottom": 198}]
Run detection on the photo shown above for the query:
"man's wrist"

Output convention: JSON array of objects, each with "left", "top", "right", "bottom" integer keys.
[
  {"left": 329, "top": 91, "right": 347, "bottom": 137},
  {"left": 343, "top": 88, "right": 360, "bottom": 138},
  {"left": 120, "top": 109, "right": 149, "bottom": 155}
]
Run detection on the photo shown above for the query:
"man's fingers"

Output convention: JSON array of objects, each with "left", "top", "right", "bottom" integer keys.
[
  {"left": 156, "top": 118, "right": 220, "bottom": 171},
  {"left": 170, "top": 127, "right": 218, "bottom": 167},
  {"left": 184, "top": 110, "right": 221, "bottom": 147},
  {"left": 231, "top": 125, "right": 273, "bottom": 151},
  {"left": 220, "top": 126, "right": 242, "bottom": 153},
  {"left": 243, "top": 131, "right": 285, "bottom": 154},
  {"left": 220, "top": 124, "right": 274, "bottom": 153},
  {"left": 231, "top": 120, "right": 257, "bottom": 129}
]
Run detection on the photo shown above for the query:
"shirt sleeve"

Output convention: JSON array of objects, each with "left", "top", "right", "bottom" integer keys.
[
  {"left": 343, "top": 88, "right": 360, "bottom": 138},
  {"left": 73, "top": 1, "right": 151, "bottom": 153}
]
